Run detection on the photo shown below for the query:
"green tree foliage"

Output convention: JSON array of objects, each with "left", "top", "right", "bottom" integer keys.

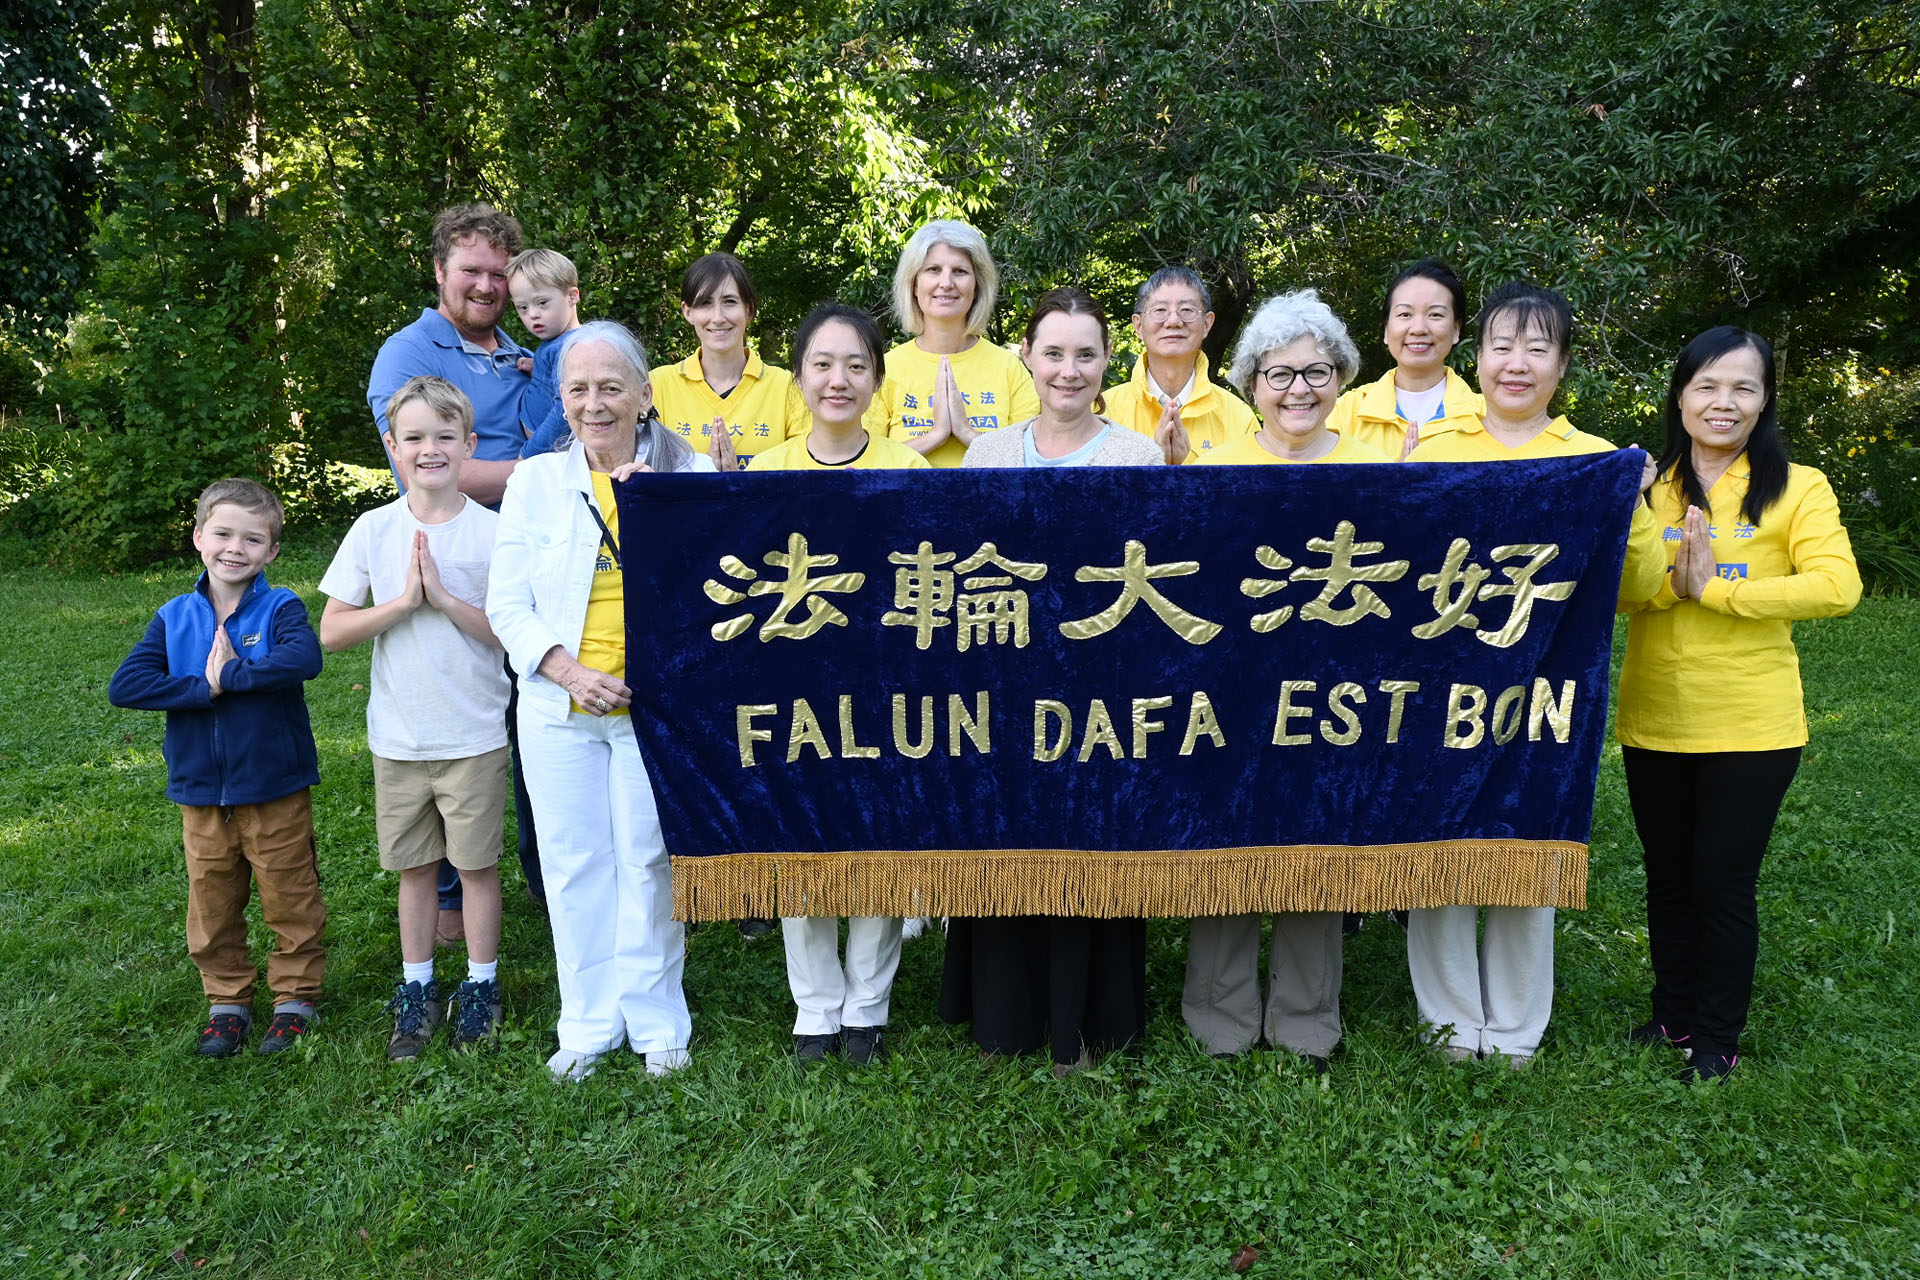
[
  {"left": 257, "top": 0, "right": 930, "bottom": 467},
  {"left": 7, "top": 0, "right": 1919, "bottom": 577},
  {"left": 865, "top": 0, "right": 1920, "bottom": 385},
  {"left": 0, "top": 1, "right": 112, "bottom": 349},
  {"left": 31, "top": 0, "right": 293, "bottom": 562}
]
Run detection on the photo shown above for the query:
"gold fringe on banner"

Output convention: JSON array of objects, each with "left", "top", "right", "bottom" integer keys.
[{"left": 670, "top": 841, "right": 1587, "bottom": 922}]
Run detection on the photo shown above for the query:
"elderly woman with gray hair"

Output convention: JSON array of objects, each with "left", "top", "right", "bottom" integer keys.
[
  {"left": 1184, "top": 290, "right": 1389, "bottom": 1077},
  {"left": 487, "top": 320, "right": 716, "bottom": 1081}
]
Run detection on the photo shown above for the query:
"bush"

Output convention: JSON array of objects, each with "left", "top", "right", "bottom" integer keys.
[{"left": 1785, "top": 364, "right": 1920, "bottom": 595}]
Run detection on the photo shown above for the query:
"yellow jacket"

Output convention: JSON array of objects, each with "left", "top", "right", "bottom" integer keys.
[
  {"left": 1617, "top": 461, "right": 1860, "bottom": 751},
  {"left": 652, "top": 348, "right": 809, "bottom": 470},
  {"left": 1327, "top": 367, "right": 1484, "bottom": 459},
  {"left": 1198, "top": 432, "right": 1390, "bottom": 466},
  {"left": 868, "top": 338, "right": 1040, "bottom": 469},
  {"left": 746, "top": 432, "right": 930, "bottom": 471},
  {"left": 1408, "top": 415, "right": 1667, "bottom": 604},
  {"left": 1104, "top": 353, "right": 1258, "bottom": 464}
]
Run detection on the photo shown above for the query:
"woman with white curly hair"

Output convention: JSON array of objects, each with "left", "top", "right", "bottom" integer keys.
[{"left": 1183, "top": 290, "right": 1389, "bottom": 1079}]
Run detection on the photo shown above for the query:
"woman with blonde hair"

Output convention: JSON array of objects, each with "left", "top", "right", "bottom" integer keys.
[{"left": 867, "top": 220, "right": 1040, "bottom": 467}]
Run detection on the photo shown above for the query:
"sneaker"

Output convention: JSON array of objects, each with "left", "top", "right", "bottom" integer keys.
[
  {"left": 257, "top": 1010, "right": 313, "bottom": 1056},
  {"left": 1688, "top": 1052, "right": 1738, "bottom": 1084},
  {"left": 1628, "top": 1020, "right": 1690, "bottom": 1051},
  {"left": 449, "top": 978, "right": 501, "bottom": 1054},
  {"left": 843, "top": 1025, "right": 889, "bottom": 1065},
  {"left": 385, "top": 980, "right": 442, "bottom": 1060},
  {"left": 195, "top": 1011, "right": 249, "bottom": 1058},
  {"left": 736, "top": 918, "right": 776, "bottom": 939},
  {"left": 900, "top": 916, "right": 931, "bottom": 941},
  {"left": 645, "top": 1047, "right": 691, "bottom": 1076},
  {"left": 1297, "top": 1053, "right": 1331, "bottom": 1078},
  {"left": 794, "top": 1032, "right": 841, "bottom": 1064},
  {"left": 1436, "top": 1044, "right": 1478, "bottom": 1064},
  {"left": 547, "top": 1047, "right": 602, "bottom": 1082}
]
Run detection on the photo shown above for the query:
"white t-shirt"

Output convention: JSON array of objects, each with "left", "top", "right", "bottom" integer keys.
[
  {"left": 319, "top": 496, "right": 511, "bottom": 761},
  {"left": 1394, "top": 379, "right": 1448, "bottom": 426}
]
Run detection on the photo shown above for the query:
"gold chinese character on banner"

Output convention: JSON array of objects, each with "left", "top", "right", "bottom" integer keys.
[
  {"left": 881, "top": 541, "right": 1048, "bottom": 650},
  {"left": 1474, "top": 544, "right": 1575, "bottom": 648},
  {"left": 704, "top": 532, "right": 867, "bottom": 642},
  {"left": 1238, "top": 545, "right": 1297, "bottom": 632},
  {"left": 1292, "top": 521, "right": 1409, "bottom": 625},
  {"left": 1063, "top": 540, "right": 1222, "bottom": 644},
  {"left": 1410, "top": 537, "right": 1491, "bottom": 640},
  {"left": 1410, "top": 540, "right": 1574, "bottom": 647},
  {"left": 880, "top": 542, "right": 958, "bottom": 648},
  {"left": 953, "top": 543, "right": 1047, "bottom": 651}
]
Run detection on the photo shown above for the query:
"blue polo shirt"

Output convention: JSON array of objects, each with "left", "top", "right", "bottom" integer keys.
[{"left": 367, "top": 308, "right": 533, "bottom": 487}]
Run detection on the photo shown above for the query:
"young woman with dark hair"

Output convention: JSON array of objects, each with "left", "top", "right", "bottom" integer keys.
[{"left": 1326, "top": 258, "right": 1483, "bottom": 459}]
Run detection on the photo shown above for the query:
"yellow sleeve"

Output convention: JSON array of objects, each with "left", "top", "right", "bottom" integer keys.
[
  {"left": 1618, "top": 575, "right": 1681, "bottom": 616},
  {"left": 1698, "top": 471, "right": 1862, "bottom": 620},
  {"left": 1615, "top": 501, "right": 1668, "bottom": 605},
  {"left": 1007, "top": 362, "right": 1040, "bottom": 424},
  {"left": 1325, "top": 388, "right": 1359, "bottom": 437},
  {"left": 782, "top": 379, "right": 810, "bottom": 442},
  {"left": 864, "top": 376, "right": 899, "bottom": 437}
]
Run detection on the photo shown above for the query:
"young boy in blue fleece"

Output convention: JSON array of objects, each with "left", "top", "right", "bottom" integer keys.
[{"left": 109, "top": 479, "right": 327, "bottom": 1058}]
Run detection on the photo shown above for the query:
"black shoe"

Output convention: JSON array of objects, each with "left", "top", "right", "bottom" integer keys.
[
  {"left": 1687, "top": 1052, "right": 1737, "bottom": 1084},
  {"left": 257, "top": 1010, "right": 313, "bottom": 1056},
  {"left": 449, "top": 978, "right": 501, "bottom": 1054},
  {"left": 1629, "top": 1020, "right": 1690, "bottom": 1051},
  {"left": 1298, "top": 1053, "right": 1330, "bottom": 1078},
  {"left": 385, "top": 980, "right": 442, "bottom": 1060},
  {"left": 843, "top": 1025, "right": 889, "bottom": 1065},
  {"left": 794, "top": 1032, "right": 841, "bottom": 1064},
  {"left": 737, "top": 917, "right": 776, "bottom": 939},
  {"left": 1342, "top": 912, "right": 1363, "bottom": 936},
  {"left": 195, "top": 1011, "right": 249, "bottom": 1058}
]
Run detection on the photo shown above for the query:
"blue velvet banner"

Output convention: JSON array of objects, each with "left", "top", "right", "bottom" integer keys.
[{"left": 618, "top": 451, "right": 1641, "bottom": 920}]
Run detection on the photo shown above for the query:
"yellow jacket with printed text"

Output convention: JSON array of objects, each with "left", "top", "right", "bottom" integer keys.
[
  {"left": 867, "top": 338, "right": 1040, "bottom": 469},
  {"left": 1616, "top": 461, "right": 1859, "bottom": 752},
  {"left": 652, "top": 347, "right": 809, "bottom": 470}
]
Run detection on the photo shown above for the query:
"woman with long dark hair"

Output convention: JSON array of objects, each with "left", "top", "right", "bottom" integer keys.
[{"left": 1617, "top": 326, "right": 1860, "bottom": 1082}]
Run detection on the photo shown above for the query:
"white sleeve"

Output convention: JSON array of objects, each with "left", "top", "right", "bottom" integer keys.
[
  {"left": 486, "top": 467, "right": 572, "bottom": 681},
  {"left": 316, "top": 515, "right": 374, "bottom": 605}
]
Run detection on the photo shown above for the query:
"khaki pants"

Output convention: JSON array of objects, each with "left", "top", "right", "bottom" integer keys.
[
  {"left": 181, "top": 790, "right": 327, "bottom": 1006},
  {"left": 1182, "top": 912, "right": 1344, "bottom": 1057}
]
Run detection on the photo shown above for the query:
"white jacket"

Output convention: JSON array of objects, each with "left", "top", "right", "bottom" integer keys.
[{"left": 487, "top": 439, "right": 715, "bottom": 725}]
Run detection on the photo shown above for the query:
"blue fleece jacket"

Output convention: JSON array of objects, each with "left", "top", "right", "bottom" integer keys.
[{"left": 108, "top": 571, "right": 323, "bottom": 807}]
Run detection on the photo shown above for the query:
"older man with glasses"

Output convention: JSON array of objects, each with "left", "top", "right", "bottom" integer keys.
[{"left": 1103, "top": 266, "right": 1259, "bottom": 465}]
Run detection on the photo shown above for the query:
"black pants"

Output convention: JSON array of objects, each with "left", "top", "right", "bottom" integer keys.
[{"left": 1621, "top": 745, "right": 1801, "bottom": 1057}]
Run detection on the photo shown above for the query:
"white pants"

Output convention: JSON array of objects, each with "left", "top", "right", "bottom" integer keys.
[
  {"left": 781, "top": 916, "right": 903, "bottom": 1036},
  {"left": 519, "top": 708, "right": 689, "bottom": 1055},
  {"left": 1407, "top": 905, "right": 1554, "bottom": 1057}
]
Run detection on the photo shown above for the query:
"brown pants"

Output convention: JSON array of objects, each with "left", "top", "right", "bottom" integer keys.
[{"left": 181, "top": 790, "right": 327, "bottom": 1006}]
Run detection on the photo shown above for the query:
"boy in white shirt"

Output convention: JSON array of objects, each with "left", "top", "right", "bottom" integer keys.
[{"left": 320, "top": 376, "right": 514, "bottom": 1058}]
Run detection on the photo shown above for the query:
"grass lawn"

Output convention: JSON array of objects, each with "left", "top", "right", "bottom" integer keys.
[{"left": 3, "top": 545, "right": 1916, "bottom": 1278}]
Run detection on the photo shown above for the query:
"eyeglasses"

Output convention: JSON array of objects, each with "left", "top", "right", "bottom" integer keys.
[
  {"left": 1256, "top": 362, "right": 1336, "bottom": 391},
  {"left": 1143, "top": 304, "right": 1204, "bottom": 324}
]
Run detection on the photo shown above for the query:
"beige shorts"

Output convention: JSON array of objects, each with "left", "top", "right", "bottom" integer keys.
[{"left": 372, "top": 748, "right": 509, "bottom": 872}]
